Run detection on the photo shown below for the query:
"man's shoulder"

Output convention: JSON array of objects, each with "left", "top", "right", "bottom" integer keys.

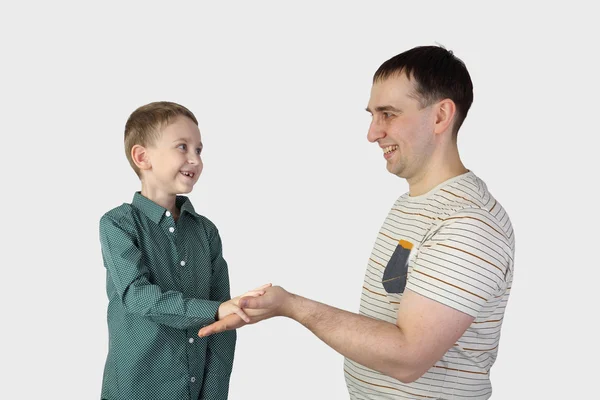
[
  {"left": 400, "top": 171, "right": 513, "bottom": 241},
  {"left": 451, "top": 172, "right": 513, "bottom": 235},
  {"left": 434, "top": 172, "right": 509, "bottom": 218},
  {"left": 440, "top": 171, "right": 491, "bottom": 207}
]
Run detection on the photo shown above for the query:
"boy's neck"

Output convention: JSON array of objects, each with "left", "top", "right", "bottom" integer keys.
[{"left": 140, "top": 184, "right": 179, "bottom": 219}]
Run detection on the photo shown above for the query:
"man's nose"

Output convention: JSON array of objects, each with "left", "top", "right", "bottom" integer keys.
[{"left": 367, "top": 119, "right": 385, "bottom": 143}]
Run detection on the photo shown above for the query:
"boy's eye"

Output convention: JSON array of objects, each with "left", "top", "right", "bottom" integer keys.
[
  {"left": 196, "top": 148, "right": 202, "bottom": 155},
  {"left": 177, "top": 143, "right": 187, "bottom": 151}
]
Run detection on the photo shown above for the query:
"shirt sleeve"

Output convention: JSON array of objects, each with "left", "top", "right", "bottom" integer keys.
[
  {"left": 405, "top": 208, "right": 512, "bottom": 318},
  {"left": 99, "top": 214, "right": 221, "bottom": 329},
  {"left": 200, "top": 220, "right": 236, "bottom": 399}
]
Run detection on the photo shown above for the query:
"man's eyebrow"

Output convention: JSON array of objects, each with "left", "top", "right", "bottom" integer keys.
[{"left": 365, "top": 105, "right": 402, "bottom": 114}]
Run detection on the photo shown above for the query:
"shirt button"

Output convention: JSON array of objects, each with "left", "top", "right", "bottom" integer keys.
[
  {"left": 190, "top": 377, "right": 196, "bottom": 383},
  {"left": 180, "top": 260, "right": 186, "bottom": 267},
  {"left": 189, "top": 337, "right": 194, "bottom": 344},
  {"left": 169, "top": 227, "right": 175, "bottom": 233},
  {"left": 165, "top": 211, "right": 171, "bottom": 217}
]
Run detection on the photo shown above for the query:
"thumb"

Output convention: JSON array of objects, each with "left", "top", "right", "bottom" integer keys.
[{"left": 239, "top": 295, "right": 269, "bottom": 309}]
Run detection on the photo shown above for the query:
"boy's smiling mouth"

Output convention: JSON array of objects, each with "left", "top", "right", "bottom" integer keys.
[{"left": 180, "top": 170, "right": 195, "bottom": 178}]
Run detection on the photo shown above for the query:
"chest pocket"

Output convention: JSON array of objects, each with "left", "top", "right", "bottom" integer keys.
[{"left": 382, "top": 240, "right": 413, "bottom": 294}]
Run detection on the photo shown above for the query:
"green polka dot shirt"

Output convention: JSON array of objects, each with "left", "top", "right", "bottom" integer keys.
[{"left": 99, "top": 192, "right": 236, "bottom": 400}]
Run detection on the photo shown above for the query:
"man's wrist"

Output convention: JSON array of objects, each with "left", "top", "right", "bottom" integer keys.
[{"left": 283, "top": 292, "right": 308, "bottom": 322}]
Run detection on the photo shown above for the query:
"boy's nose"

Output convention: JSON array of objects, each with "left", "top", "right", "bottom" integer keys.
[{"left": 188, "top": 153, "right": 201, "bottom": 165}]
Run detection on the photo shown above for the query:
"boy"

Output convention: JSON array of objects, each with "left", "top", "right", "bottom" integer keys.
[{"left": 99, "top": 101, "right": 267, "bottom": 400}]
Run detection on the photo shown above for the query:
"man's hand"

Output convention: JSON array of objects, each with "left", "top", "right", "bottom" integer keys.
[
  {"left": 200, "top": 285, "right": 293, "bottom": 337},
  {"left": 216, "top": 283, "right": 272, "bottom": 323}
]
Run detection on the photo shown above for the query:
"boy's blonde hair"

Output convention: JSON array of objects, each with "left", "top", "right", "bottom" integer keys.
[{"left": 124, "top": 101, "right": 199, "bottom": 178}]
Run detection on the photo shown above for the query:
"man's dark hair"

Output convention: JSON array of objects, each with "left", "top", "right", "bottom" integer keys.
[{"left": 374, "top": 46, "right": 474, "bottom": 135}]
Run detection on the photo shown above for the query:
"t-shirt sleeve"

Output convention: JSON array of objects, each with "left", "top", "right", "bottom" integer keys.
[{"left": 405, "top": 208, "right": 512, "bottom": 318}]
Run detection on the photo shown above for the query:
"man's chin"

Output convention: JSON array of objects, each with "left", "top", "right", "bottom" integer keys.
[{"left": 386, "top": 164, "right": 405, "bottom": 178}]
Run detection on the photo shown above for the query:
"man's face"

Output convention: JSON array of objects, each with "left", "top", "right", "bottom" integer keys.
[
  {"left": 144, "top": 116, "right": 203, "bottom": 195},
  {"left": 366, "top": 73, "right": 436, "bottom": 179}
]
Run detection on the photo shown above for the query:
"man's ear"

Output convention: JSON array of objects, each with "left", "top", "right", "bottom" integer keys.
[
  {"left": 131, "top": 145, "right": 151, "bottom": 171},
  {"left": 433, "top": 99, "right": 456, "bottom": 136}
]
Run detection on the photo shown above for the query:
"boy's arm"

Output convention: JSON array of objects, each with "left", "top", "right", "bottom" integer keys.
[
  {"left": 200, "top": 223, "right": 236, "bottom": 400},
  {"left": 100, "top": 214, "right": 221, "bottom": 330}
]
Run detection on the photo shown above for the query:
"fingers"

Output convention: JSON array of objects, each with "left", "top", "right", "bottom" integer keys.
[
  {"left": 242, "top": 290, "right": 266, "bottom": 298},
  {"left": 237, "top": 283, "right": 272, "bottom": 299},
  {"left": 198, "top": 320, "right": 225, "bottom": 337},
  {"left": 233, "top": 305, "right": 251, "bottom": 323},
  {"left": 198, "top": 314, "right": 242, "bottom": 337},
  {"left": 239, "top": 295, "right": 268, "bottom": 309},
  {"left": 252, "top": 283, "right": 272, "bottom": 291}
]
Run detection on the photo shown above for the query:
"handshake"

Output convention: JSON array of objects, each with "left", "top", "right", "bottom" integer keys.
[{"left": 203, "top": 283, "right": 293, "bottom": 337}]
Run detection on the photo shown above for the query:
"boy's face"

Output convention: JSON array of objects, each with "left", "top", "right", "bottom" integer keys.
[{"left": 143, "top": 116, "right": 203, "bottom": 196}]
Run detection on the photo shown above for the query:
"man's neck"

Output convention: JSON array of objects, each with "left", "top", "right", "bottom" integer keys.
[{"left": 407, "top": 149, "right": 468, "bottom": 197}]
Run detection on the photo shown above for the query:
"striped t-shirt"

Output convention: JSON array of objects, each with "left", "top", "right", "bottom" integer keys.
[{"left": 345, "top": 171, "right": 514, "bottom": 400}]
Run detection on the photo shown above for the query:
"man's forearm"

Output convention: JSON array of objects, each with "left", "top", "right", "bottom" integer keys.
[{"left": 283, "top": 294, "right": 418, "bottom": 382}]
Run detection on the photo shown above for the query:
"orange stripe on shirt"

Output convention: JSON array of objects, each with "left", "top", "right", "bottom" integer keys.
[
  {"left": 437, "top": 243, "right": 504, "bottom": 274},
  {"left": 440, "top": 189, "right": 479, "bottom": 206},
  {"left": 345, "top": 369, "right": 437, "bottom": 398},
  {"left": 413, "top": 270, "right": 487, "bottom": 301}
]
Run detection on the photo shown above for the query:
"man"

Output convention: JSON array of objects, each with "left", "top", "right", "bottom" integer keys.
[{"left": 199, "top": 46, "right": 515, "bottom": 399}]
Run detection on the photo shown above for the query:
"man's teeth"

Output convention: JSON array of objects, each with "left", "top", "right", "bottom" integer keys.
[{"left": 384, "top": 145, "right": 399, "bottom": 154}]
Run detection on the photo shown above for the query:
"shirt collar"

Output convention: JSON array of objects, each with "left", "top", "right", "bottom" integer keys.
[
  {"left": 177, "top": 195, "right": 201, "bottom": 220},
  {"left": 132, "top": 192, "right": 201, "bottom": 224}
]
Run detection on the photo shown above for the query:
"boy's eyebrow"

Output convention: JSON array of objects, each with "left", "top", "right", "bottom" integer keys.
[
  {"left": 365, "top": 105, "right": 401, "bottom": 114},
  {"left": 172, "top": 138, "right": 203, "bottom": 147}
]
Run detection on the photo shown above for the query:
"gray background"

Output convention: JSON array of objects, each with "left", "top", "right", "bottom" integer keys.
[{"left": 1, "top": 1, "right": 597, "bottom": 398}]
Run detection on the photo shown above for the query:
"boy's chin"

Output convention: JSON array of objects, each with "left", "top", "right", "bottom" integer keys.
[{"left": 177, "top": 183, "right": 195, "bottom": 194}]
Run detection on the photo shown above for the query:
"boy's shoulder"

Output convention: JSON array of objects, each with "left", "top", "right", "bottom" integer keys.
[
  {"left": 177, "top": 196, "right": 220, "bottom": 234},
  {"left": 99, "top": 198, "right": 220, "bottom": 236},
  {"left": 100, "top": 202, "right": 135, "bottom": 224},
  {"left": 99, "top": 202, "right": 137, "bottom": 238}
]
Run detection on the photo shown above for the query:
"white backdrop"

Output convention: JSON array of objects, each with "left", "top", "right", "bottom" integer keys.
[{"left": 1, "top": 1, "right": 597, "bottom": 399}]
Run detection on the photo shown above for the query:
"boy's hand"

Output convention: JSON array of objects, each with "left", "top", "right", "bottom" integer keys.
[
  {"left": 217, "top": 283, "right": 272, "bottom": 322},
  {"left": 230, "top": 283, "right": 272, "bottom": 305},
  {"left": 200, "top": 285, "right": 291, "bottom": 337}
]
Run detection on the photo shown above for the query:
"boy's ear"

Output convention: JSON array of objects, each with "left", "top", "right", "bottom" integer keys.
[{"left": 131, "top": 145, "right": 152, "bottom": 171}]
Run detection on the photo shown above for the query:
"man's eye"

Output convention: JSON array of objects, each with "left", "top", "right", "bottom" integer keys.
[{"left": 383, "top": 112, "right": 391, "bottom": 119}]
